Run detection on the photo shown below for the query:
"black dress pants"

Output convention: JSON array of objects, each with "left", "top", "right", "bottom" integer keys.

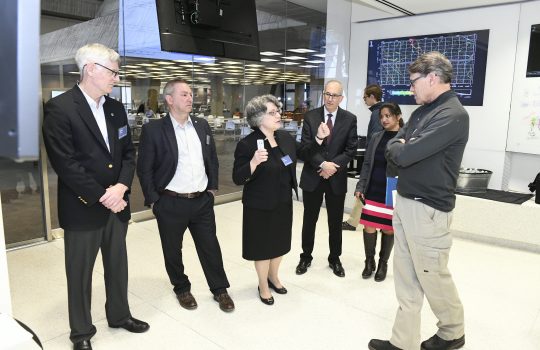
[
  {"left": 64, "top": 213, "right": 131, "bottom": 343},
  {"left": 300, "top": 180, "right": 346, "bottom": 263},
  {"left": 152, "top": 192, "right": 230, "bottom": 295}
]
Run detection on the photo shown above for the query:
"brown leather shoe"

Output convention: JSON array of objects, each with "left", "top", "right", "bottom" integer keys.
[
  {"left": 176, "top": 291, "right": 197, "bottom": 310},
  {"left": 213, "top": 293, "right": 235, "bottom": 312}
]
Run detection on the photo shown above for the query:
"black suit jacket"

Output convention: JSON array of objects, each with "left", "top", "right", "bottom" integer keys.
[
  {"left": 137, "top": 114, "right": 218, "bottom": 206},
  {"left": 42, "top": 85, "right": 136, "bottom": 230},
  {"left": 299, "top": 106, "right": 358, "bottom": 195},
  {"left": 232, "top": 129, "right": 299, "bottom": 210}
]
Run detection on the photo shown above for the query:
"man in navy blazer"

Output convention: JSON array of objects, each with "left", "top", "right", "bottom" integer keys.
[
  {"left": 42, "top": 43, "right": 148, "bottom": 350},
  {"left": 137, "top": 78, "right": 234, "bottom": 313},
  {"left": 296, "top": 80, "right": 358, "bottom": 277}
]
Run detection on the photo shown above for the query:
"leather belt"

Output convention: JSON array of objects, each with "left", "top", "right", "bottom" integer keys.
[{"left": 161, "top": 189, "right": 203, "bottom": 199}]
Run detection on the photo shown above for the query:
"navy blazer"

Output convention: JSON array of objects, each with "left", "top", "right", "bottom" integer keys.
[
  {"left": 136, "top": 114, "right": 218, "bottom": 206},
  {"left": 42, "top": 85, "right": 136, "bottom": 230},
  {"left": 299, "top": 106, "right": 358, "bottom": 195}
]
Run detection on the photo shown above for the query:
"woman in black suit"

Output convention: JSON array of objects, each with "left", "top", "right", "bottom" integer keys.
[{"left": 233, "top": 95, "right": 328, "bottom": 305}]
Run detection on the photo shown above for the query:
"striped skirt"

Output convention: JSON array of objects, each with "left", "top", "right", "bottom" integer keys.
[{"left": 359, "top": 199, "right": 394, "bottom": 231}]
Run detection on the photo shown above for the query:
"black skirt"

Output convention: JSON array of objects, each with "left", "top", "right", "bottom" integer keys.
[{"left": 242, "top": 201, "right": 292, "bottom": 261}]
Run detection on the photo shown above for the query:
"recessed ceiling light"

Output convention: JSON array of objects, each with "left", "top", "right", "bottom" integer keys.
[
  {"left": 221, "top": 61, "right": 243, "bottom": 65},
  {"left": 312, "top": 53, "right": 326, "bottom": 58},
  {"left": 137, "top": 63, "right": 156, "bottom": 67},
  {"left": 245, "top": 64, "right": 265, "bottom": 67},
  {"left": 305, "top": 60, "right": 325, "bottom": 64},
  {"left": 155, "top": 61, "right": 175, "bottom": 65},
  {"left": 277, "top": 62, "right": 299, "bottom": 65},
  {"left": 261, "top": 58, "right": 279, "bottom": 62},
  {"left": 287, "top": 48, "right": 317, "bottom": 53},
  {"left": 260, "top": 51, "right": 282, "bottom": 56},
  {"left": 300, "top": 65, "right": 318, "bottom": 68},
  {"left": 281, "top": 56, "right": 306, "bottom": 60}
]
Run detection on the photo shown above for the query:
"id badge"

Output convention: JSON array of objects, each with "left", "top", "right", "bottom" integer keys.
[
  {"left": 281, "top": 155, "right": 293, "bottom": 166},
  {"left": 118, "top": 125, "right": 128, "bottom": 139}
]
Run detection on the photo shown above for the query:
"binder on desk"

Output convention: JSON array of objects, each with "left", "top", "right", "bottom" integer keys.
[{"left": 385, "top": 176, "right": 398, "bottom": 207}]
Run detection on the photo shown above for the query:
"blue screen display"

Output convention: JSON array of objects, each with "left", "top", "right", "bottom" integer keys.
[{"left": 366, "top": 30, "right": 490, "bottom": 106}]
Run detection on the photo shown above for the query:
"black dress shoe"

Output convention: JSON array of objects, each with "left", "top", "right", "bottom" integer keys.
[
  {"left": 329, "top": 261, "right": 345, "bottom": 277},
  {"left": 214, "top": 292, "right": 235, "bottom": 312},
  {"left": 258, "top": 287, "right": 274, "bottom": 305},
  {"left": 295, "top": 259, "right": 311, "bottom": 275},
  {"left": 368, "top": 339, "right": 402, "bottom": 350},
  {"left": 74, "top": 340, "right": 92, "bottom": 350},
  {"left": 421, "top": 334, "right": 465, "bottom": 350},
  {"left": 176, "top": 291, "right": 198, "bottom": 310},
  {"left": 109, "top": 317, "right": 150, "bottom": 333},
  {"left": 342, "top": 221, "right": 356, "bottom": 231},
  {"left": 267, "top": 279, "right": 287, "bottom": 294}
]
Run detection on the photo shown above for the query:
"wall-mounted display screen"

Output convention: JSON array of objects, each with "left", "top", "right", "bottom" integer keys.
[
  {"left": 526, "top": 24, "right": 540, "bottom": 77},
  {"left": 155, "top": 0, "right": 260, "bottom": 61},
  {"left": 366, "top": 30, "right": 490, "bottom": 106}
]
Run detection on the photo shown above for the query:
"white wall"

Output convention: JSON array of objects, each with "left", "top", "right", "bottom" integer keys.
[
  {"left": 325, "top": 0, "right": 352, "bottom": 101},
  {"left": 348, "top": 2, "right": 540, "bottom": 191},
  {"left": 0, "top": 194, "right": 12, "bottom": 315}
]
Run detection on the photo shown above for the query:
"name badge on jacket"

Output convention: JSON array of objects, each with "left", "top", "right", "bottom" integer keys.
[
  {"left": 118, "top": 125, "right": 128, "bottom": 139},
  {"left": 206, "top": 135, "right": 211, "bottom": 145},
  {"left": 281, "top": 155, "right": 293, "bottom": 166}
]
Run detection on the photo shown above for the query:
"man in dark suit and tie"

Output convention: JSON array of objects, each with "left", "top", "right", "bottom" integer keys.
[
  {"left": 136, "top": 78, "right": 234, "bottom": 312},
  {"left": 42, "top": 43, "right": 149, "bottom": 350},
  {"left": 296, "top": 79, "right": 358, "bottom": 277}
]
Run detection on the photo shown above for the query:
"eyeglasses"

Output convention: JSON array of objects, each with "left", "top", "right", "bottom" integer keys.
[
  {"left": 409, "top": 75, "right": 425, "bottom": 87},
  {"left": 267, "top": 110, "right": 281, "bottom": 116},
  {"left": 323, "top": 92, "right": 342, "bottom": 100},
  {"left": 94, "top": 62, "right": 120, "bottom": 78}
]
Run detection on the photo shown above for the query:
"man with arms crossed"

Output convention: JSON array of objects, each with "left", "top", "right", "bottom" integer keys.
[
  {"left": 137, "top": 78, "right": 234, "bottom": 312},
  {"left": 369, "top": 51, "right": 468, "bottom": 350},
  {"left": 296, "top": 79, "right": 358, "bottom": 277},
  {"left": 42, "top": 43, "right": 149, "bottom": 350}
]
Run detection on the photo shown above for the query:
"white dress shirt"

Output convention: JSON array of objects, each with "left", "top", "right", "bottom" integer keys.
[
  {"left": 80, "top": 86, "right": 109, "bottom": 151},
  {"left": 165, "top": 116, "right": 208, "bottom": 193}
]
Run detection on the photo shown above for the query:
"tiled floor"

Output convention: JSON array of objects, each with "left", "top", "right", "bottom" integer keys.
[{"left": 7, "top": 200, "right": 540, "bottom": 349}]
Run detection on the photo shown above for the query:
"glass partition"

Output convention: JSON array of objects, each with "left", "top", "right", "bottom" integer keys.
[{"left": 1, "top": 0, "right": 328, "bottom": 245}]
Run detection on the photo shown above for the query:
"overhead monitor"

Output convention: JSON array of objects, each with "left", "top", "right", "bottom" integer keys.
[
  {"left": 366, "top": 29, "right": 490, "bottom": 106},
  {"left": 155, "top": 0, "right": 260, "bottom": 61},
  {"left": 526, "top": 24, "right": 540, "bottom": 77}
]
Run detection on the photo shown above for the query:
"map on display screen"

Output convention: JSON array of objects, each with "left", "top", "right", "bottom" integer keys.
[{"left": 366, "top": 30, "right": 490, "bottom": 106}]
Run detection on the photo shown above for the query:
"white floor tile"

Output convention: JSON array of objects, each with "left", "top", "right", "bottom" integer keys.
[{"left": 6, "top": 200, "right": 540, "bottom": 349}]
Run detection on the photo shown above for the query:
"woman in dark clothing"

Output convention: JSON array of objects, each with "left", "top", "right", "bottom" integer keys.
[
  {"left": 355, "top": 102, "right": 403, "bottom": 282},
  {"left": 233, "top": 95, "right": 328, "bottom": 305}
]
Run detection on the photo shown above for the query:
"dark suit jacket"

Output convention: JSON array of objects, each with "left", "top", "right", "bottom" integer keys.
[
  {"left": 42, "top": 85, "right": 136, "bottom": 230},
  {"left": 137, "top": 114, "right": 218, "bottom": 206},
  {"left": 232, "top": 129, "right": 300, "bottom": 210},
  {"left": 299, "top": 106, "right": 358, "bottom": 195},
  {"left": 355, "top": 130, "right": 399, "bottom": 194}
]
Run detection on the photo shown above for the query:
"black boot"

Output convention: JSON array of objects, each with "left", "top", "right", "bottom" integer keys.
[
  {"left": 374, "top": 233, "right": 394, "bottom": 282},
  {"left": 362, "top": 230, "right": 377, "bottom": 279}
]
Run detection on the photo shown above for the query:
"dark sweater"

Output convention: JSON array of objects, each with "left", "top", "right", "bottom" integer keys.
[{"left": 385, "top": 90, "right": 469, "bottom": 212}]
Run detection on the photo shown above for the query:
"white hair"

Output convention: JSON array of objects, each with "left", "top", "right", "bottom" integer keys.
[{"left": 75, "top": 43, "right": 120, "bottom": 79}]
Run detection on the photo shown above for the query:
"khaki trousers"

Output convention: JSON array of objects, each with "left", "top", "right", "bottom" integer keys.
[
  {"left": 346, "top": 197, "right": 363, "bottom": 227},
  {"left": 390, "top": 194, "right": 464, "bottom": 350}
]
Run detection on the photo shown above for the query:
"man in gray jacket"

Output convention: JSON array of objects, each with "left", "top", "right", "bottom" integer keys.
[{"left": 368, "top": 51, "right": 469, "bottom": 350}]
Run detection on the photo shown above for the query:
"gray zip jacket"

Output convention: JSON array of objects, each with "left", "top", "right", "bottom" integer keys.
[{"left": 385, "top": 90, "right": 469, "bottom": 212}]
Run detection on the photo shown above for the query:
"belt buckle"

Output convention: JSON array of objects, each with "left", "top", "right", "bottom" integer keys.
[{"left": 187, "top": 192, "right": 198, "bottom": 199}]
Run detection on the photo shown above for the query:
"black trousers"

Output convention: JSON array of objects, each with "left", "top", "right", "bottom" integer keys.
[
  {"left": 64, "top": 213, "right": 131, "bottom": 343},
  {"left": 300, "top": 180, "right": 346, "bottom": 263},
  {"left": 152, "top": 192, "right": 230, "bottom": 295}
]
